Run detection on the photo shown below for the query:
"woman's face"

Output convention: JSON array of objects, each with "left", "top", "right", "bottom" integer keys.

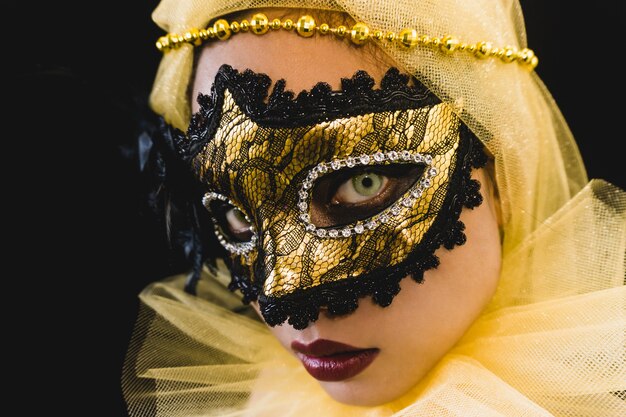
[{"left": 192, "top": 9, "right": 502, "bottom": 406}]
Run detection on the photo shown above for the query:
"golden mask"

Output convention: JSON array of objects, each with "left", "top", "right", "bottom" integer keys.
[{"left": 186, "top": 65, "right": 486, "bottom": 329}]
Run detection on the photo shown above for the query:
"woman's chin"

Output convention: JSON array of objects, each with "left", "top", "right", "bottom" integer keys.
[{"left": 318, "top": 377, "right": 415, "bottom": 407}]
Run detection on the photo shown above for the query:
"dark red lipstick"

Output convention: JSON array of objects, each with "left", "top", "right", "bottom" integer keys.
[{"left": 291, "top": 339, "right": 379, "bottom": 381}]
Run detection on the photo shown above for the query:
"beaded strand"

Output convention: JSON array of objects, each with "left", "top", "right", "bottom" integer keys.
[{"left": 156, "top": 13, "right": 538, "bottom": 70}]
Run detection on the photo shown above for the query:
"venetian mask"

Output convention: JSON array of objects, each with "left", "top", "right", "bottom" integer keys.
[{"left": 172, "top": 64, "right": 486, "bottom": 329}]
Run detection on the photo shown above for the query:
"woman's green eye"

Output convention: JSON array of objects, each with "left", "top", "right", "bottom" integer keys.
[
  {"left": 353, "top": 173, "right": 384, "bottom": 196},
  {"left": 334, "top": 172, "right": 388, "bottom": 204},
  {"left": 309, "top": 163, "right": 424, "bottom": 227}
]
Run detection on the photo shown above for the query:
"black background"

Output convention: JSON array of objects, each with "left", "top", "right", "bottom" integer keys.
[{"left": 12, "top": 1, "right": 624, "bottom": 415}]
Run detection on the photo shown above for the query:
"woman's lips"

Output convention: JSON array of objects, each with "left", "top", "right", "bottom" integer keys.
[{"left": 291, "top": 339, "right": 380, "bottom": 382}]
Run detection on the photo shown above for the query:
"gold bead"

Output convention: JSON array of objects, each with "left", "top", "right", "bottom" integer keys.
[
  {"left": 319, "top": 23, "right": 330, "bottom": 35},
  {"left": 156, "top": 40, "right": 164, "bottom": 51},
  {"left": 183, "top": 29, "right": 201, "bottom": 46},
  {"left": 213, "top": 19, "right": 231, "bottom": 40},
  {"left": 518, "top": 49, "right": 538, "bottom": 69},
  {"left": 492, "top": 48, "right": 504, "bottom": 59},
  {"left": 474, "top": 41, "right": 493, "bottom": 58},
  {"left": 418, "top": 35, "right": 430, "bottom": 44},
  {"left": 230, "top": 21, "right": 240, "bottom": 33},
  {"left": 168, "top": 34, "right": 180, "bottom": 46},
  {"left": 336, "top": 25, "right": 347, "bottom": 37},
  {"left": 270, "top": 18, "right": 281, "bottom": 30},
  {"left": 458, "top": 43, "right": 468, "bottom": 51},
  {"left": 501, "top": 46, "right": 517, "bottom": 63},
  {"left": 440, "top": 35, "right": 459, "bottom": 53},
  {"left": 206, "top": 27, "right": 216, "bottom": 38},
  {"left": 296, "top": 15, "right": 316, "bottom": 37},
  {"left": 385, "top": 31, "right": 396, "bottom": 42},
  {"left": 282, "top": 19, "right": 294, "bottom": 30},
  {"left": 199, "top": 29, "right": 209, "bottom": 40},
  {"left": 250, "top": 13, "right": 269, "bottom": 35},
  {"left": 240, "top": 20, "right": 250, "bottom": 31},
  {"left": 397, "top": 28, "right": 418, "bottom": 48},
  {"left": 192, "top": 29, "right": 202, "bottom": 45},
  {"left": 519, "top": 48, "right": 535, "bottom": 64},
  {"left": 350, "top": 22, "right": 370, "bottom": 45},
  {"left": 373, "top": 30, "right": 384, "bottom": 41},
  {"left": 158, "top": 36, "right": 169, "bottom": 49},
  {"left": 430, "top": 37, "right": 441, "bottom": 47}
]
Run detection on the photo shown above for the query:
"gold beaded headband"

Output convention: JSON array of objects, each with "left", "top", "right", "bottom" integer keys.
[{"left": 156, "top": 13, "right": 538, "bottom": 70}]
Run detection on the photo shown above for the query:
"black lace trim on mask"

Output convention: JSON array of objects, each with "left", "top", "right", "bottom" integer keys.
[
  {"left": 255, "top": 128, "right": 487, "bottom": 329},
  {"left": 175, "top": 64, "right": 441, "bottom": 162}
]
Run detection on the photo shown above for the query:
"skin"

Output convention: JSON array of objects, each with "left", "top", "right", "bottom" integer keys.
[{"left": 192, "top": 8, "right": 502, "bottom": 406}]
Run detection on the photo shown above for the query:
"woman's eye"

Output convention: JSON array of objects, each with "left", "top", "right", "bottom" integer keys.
[
  {"left": 333, "top": 172, "right": 388, "bottom": 204},
  {"left": 223, "top": 207, "right": 253, "bottom": 242},
  {"left": 205, "top": 198, "right": 254, "bottom": 243},
  {"left": 310, "top": 163, "right": 425, "bottom": 228}
]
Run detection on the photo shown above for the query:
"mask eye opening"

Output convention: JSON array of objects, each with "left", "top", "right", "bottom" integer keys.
[
  {"left": 297, "top": 150, "right": 437, "bottom": 239},
  {"left": 202, "top": 191, "right": 258, "bottom": 255}
]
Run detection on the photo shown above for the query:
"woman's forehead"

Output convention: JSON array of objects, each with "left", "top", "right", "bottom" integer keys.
[{"left": 191, "top": 22, "right": 395, "bottom": 113}]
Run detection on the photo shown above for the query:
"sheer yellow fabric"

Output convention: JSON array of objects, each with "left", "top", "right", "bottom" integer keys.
[
  {"left": 123, "top": 181, "right": 625, "bottom": 416},
  {"left": 123, "top": 0, "right": 626, "bottom": 415}
]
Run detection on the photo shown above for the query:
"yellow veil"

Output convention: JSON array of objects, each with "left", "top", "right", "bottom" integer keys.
[{"left": 123, "top": 1, "right": 626, "bottom": 415}]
